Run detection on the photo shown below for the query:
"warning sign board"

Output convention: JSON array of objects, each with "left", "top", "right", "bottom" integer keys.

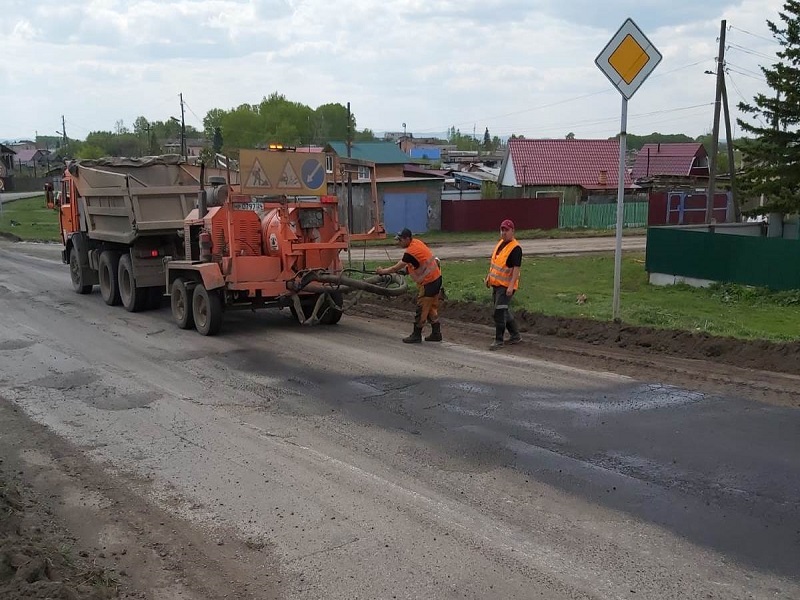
[
  {"left": 279, "top": 160, "right": 302, "bottom": 189},
  {"left": 244, "top": 158, "right": 271, "bottom": 188},
  {"left": 240, "top": 150, "right": 327, "bottom": 196},
  {"left": 595, "top": 18, "right": 662, "bottom": 100}
]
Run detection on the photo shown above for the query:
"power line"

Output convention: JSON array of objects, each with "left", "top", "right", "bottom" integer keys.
[
  {"left": 413, "top": 88, "right": 614, "bottom": 134},
  {"left": 729, "top": 24, "right": 775, "bottom": 44},
  {"left": 727, "top": 42, "right": 774, "bottom": 61},
  {"left": 726, "top": 66, "right": 767, "bottom": 82},
  {"left": 726, "top": 61, "right": 766, "bottom": 78},
  {"left": 725, "top": 70, "right": 766, "bottom": 127},
  {"left": 181, "top": 100, "right": 205, "bottom": 127},
  {"left": 481, "top": 102, "right": 714, "bottom": 138},
  {"left": 649, "top": 59, "right": 710, "bottom": 79},
  {"left": 413, "top": 60, "right": 716, "bottom": 136}
]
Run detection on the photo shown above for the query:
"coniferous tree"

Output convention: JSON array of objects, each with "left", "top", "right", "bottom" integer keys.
[{"left": 737, "top": 1, "right": 800, "bottom": 214}]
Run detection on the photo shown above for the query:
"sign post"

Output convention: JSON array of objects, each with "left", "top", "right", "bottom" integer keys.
[{"left": 595, "top": 18, "right": 661, "bottom": 321}]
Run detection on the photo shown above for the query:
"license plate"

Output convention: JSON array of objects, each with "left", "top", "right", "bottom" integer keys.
[{"left": 234, "top": 202, "right": 265, "bottom": 212}]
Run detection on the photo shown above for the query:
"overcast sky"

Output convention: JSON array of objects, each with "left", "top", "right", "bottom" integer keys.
[{"left": 0, "top": 0, "right": 784, "bottom": 143}]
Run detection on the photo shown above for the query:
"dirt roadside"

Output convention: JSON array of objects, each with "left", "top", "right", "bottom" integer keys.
[{"left": 0, "top": 401, "right": 281, "bottom": 600}]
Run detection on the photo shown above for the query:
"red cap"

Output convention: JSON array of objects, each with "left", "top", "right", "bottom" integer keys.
[{"left": 500, "top": 219, "right": 515, "bottom": 230}]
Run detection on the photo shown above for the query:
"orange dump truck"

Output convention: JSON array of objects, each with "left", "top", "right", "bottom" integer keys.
[{"left": 60, "top": 152, "right": 405, "bottom": 335}]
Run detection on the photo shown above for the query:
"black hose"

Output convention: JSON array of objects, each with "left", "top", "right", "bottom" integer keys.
[{"left": 288, "top": 273, "right": 407, "bottom": 297}]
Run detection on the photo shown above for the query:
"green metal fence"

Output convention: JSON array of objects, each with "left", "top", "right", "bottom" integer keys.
[
  {"left": 646, "top": 227, "right": 800, "bottom": 291},
  {"left": 559, "top": 202, "right": 648, "bottom": 229}
]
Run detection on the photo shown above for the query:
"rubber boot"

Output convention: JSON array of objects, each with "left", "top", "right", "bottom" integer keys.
[
  {"left": 425, "top": 322, "right": 442, "bottom": 342},
  {"left": 506, "top": 319, "right": 522, "bottom": 344},
  {"left": 403, "top": 326, "right": 423, "bottom": 344},
  {"left": 489, "top": 325, "right": 505, "bottom": 350}
]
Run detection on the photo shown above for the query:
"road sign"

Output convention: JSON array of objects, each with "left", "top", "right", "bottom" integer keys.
[
  {"left": 595, "top": 18, "right": 661, "bottom": 321},
  {"left": 301, "top": 158, "right": 325, "bottom": 189},
  {"left": 240, "top": 150, "right": 327, "bottom": 196},
  {"left": 595, "top": 18, "right": 662, "bottom": 100}
]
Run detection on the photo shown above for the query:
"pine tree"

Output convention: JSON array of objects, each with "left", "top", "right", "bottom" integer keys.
[
  {"left": 483, "top": 127, "right": 491, "bottom": 149},
  {"left": 737, "top": 1, "right": 800, "bottom": 215}
]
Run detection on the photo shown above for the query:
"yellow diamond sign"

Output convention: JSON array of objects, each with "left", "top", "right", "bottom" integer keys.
[{"left": 596, "top": 19, "right": 661, "bottom": 99}]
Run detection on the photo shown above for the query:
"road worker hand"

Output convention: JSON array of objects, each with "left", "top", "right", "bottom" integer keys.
[
  {"left": 506, "top": 287, "right": 515, "bottom": 297},
  {"left": 484, "top": 275, "right": 490, "bottom": 288},
  {"left": 376, "top": 267, "right": 387, "bottom": 276}
]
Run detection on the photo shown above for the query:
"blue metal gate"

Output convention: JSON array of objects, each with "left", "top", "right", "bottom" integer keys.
[{"left": 383, "top": 193, "right": 428, "bottom": 234}]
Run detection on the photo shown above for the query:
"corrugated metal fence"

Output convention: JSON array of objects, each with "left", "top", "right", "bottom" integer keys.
[
  {"left": 646, "top": 227, "right": 800, "bottom": 291},
  {"left": 558, "top": 202, "right": 649, "bottom": 229}
]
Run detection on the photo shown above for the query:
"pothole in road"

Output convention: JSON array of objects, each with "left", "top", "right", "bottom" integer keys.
[
  {"left": 79, "top": 389, "right": 162, "bottom": 411},
  {"left": 28, "top": 370, "right": 98, "bottom": 390}
]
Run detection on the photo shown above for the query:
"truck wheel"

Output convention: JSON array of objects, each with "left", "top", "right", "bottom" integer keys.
[
  {"left": 69, "top": 250, "right": 93, "bottom": 295},
  {"left": 192, "top": 284, "right": 223, "bottom": 336},
  {"left": 98, "top": 251, "right": 121, "bottom": 306},
  {"left": 171, "top": 279, "right": 194, "bottom": 329},
  {"left": 118, "top": 254, "right": 148, "bottom": 312},
  {"left": 319, "top": 291, "right": 343, "bottom": 325}
]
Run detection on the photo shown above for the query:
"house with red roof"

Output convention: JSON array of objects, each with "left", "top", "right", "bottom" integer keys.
[
  {"left": 498, "top": 138, "right": 635, "bottom": 204},
  {"left": 631, "top": 142, "right": 709, "bottom": 182},
  {"left": 12, "top": 148, "right": 51, "bottom": 168}
]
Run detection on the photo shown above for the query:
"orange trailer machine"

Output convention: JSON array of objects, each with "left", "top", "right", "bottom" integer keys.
[{"left": 60, "top": 151, "right": 405, "bottom": 335}]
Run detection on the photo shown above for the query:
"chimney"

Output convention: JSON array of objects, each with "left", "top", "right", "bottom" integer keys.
[{"left": 598, "top": 170, "right": 608, "bottom": 186}]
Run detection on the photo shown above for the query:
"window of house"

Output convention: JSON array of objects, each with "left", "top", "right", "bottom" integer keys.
[
  {"left": 358, "top": 165, "right": 370, "bottom": 180},
  {"left": 325, "top": 155, "right": 333, "bottom": 173}
]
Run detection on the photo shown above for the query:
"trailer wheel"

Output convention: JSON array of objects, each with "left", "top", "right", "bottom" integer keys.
[
  {"left": 192, "top": 284, "right": 223, "bottom": 336},
  {"left": 98, "top": 251, "right": 121, "bottom": 306},
  {"left": 69, "top": 249, "right": 93, "bottom": 295},
  {"left": 319, "top": 291, "right": 343, "bottom": 325},
  {"left": 118, "top": 254, "right": 148, "bottom": 312},
  {"left": 171, "top": 279, "right": 194, "bottom": 329}
]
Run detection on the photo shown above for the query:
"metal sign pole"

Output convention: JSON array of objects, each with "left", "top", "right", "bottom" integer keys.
[
  {"left": 595, "top": 18, "right": 661, "bottom": 323},
  {"left": 613, "top": 97, "right": 628, "bottom": 321}
]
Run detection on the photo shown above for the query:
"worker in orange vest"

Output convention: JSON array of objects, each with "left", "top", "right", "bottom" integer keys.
[
  {"left": 377, "top": 228, "right": 443, "bottom": 343},
  {"left": 484, "top": 219, "right": 522, "bottom": 350}
]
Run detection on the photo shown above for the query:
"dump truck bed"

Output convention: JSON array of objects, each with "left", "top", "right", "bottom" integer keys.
[{"left": 69, "top": 156, "right": 202, "bottom": 245}]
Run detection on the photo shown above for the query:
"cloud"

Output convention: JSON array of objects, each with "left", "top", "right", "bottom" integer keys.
[{"left": 0, "top": 0, "right": 785, "bottom": 141}]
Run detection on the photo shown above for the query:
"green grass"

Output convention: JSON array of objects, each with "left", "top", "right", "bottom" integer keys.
[
  {"left": 0, "top": 196, "right": 61, "bottom": 242},
  {"left": 362, "top": 227, "right": 646, "bottom": 246},
  {"left": 351, "top": 253, "right": 800, "bottom": 342}
]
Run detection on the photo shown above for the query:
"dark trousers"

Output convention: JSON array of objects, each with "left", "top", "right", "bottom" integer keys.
[{"left": 492, "top": 286, "right": 519, "bottom": 341}]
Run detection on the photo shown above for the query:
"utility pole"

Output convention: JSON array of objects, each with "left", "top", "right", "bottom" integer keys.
[
  {"left": 346, "top": 102, "right": 354, "bottom": 240},
  {"left": 721, "top": 75, "right": 741, "bottom": 222},
  {"left": 179, "top": 93, "right": 187, "bottom": 159},
  {"left": 706, "top": 20, "right": 726, "bottom": 223}
]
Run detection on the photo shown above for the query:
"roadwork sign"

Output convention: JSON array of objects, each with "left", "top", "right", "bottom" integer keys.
[
  {"left": 240, "top": 150, "right": 327, "bottom": 196},
  {"left": 595, "top": 18, "right": 662, "bottom": 99}
]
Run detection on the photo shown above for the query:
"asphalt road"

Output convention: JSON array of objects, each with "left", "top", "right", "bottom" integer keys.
[
  {"left": 0, "top": 191, "right": 42, "bottom": 204},
  {"left": 0, "top": 242, "right": 798, "bottom": 599}
]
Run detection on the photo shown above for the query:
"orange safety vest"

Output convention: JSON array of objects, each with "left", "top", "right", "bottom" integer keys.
[
  {"left": 405, "top": 238, "right": 441, "bottom": 286},
  {"left": 487, "top": 239, "right": 520, "bottom": 290}
]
